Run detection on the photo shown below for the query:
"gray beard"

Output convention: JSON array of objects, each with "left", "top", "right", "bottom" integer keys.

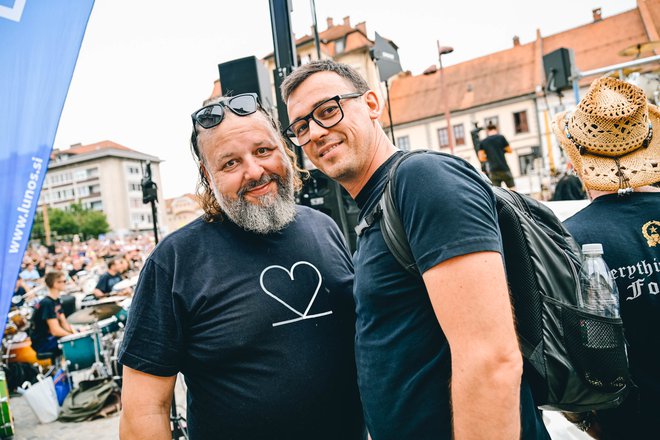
[{"left": 212, "top": 165, "right": 297, "bottom": 234}]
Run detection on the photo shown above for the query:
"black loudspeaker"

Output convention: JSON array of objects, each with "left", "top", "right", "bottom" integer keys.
[
  {"left": 60, "top": 294, "right": 76, "bottom": 317},
  {"left": 543, "top": 48, "right": 575, "bottom": 92},
  {"left": 218, "top": 56, "right": 273, "bottom": 110},
  {"left": 298, "top": 169, "right": 359, "bottom": 253}
]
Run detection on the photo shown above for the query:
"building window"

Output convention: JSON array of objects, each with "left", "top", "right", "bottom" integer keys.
[
  {"left": 127, "top": 166, "right": 141, "bottom": 175},
  {"left": 484, "top": 116, "right": 499, "bottom": 130},
  {"left": 518, "top": 153, "right": 536, "bottom": 176},
  {"left": 397, "top": 136, "right": 411, "bottom": 151},
  {"left": 335, "top": 38, "right": 345, "bottom": 54},
  {"left": 453, "top": 124, "right": 466, "bottom": 146},
  {"left": 437, "top": 127, "right": 449, "bottom": 149},
  {"left": 129, "top": 182, "right": 141, "bottom": 192},
  {"left": 513, "top": 111, "right": 529, "bottom": 134}
]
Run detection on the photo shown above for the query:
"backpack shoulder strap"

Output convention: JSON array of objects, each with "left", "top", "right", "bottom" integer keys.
[{"left": 354, "top": 150, "right": 435, "bottom": 276}]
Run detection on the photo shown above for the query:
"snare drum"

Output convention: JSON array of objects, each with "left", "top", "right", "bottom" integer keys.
[
  {"left": 97, "top": 316, "right": 119, "bottom": 335},
  {"left": 0, "top": 371, "right": 14, "bottom": 438},
  {"left": 59, "top": 330, "right": 101, "bottom": 371}
]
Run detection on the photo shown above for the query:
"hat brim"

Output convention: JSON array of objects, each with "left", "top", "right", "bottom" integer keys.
[{"left": 553, "top": 105, "right": 660, "bottom": 191}]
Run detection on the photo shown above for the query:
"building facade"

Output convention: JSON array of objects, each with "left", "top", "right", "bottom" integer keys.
[
  {"left": 39, "top": 140, "right": 165, "bottom": 236},
  {"left": 383, "top": 1, "right": 660, "bottom": 196},
  {"left": 163, "top": 193, "right": 204, "bottom": 232}
]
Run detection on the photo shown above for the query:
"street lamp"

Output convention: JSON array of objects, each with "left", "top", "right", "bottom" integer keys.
[{"left": 438, "top": 42, "right": 455, "bottom": 155}]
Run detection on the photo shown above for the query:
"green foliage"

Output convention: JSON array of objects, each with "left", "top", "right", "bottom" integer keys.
[{"left": 30, "top": 203, "right": 110, "bottom": 241}]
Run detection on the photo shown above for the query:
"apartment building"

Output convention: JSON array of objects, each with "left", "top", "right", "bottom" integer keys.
[{"left": 39, "top": 140, "right": 165, "bottom": 235}]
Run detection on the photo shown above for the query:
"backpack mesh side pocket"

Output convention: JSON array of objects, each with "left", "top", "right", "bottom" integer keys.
[{"left": 561, "top": 307, "right": 630, "bottom": 393}]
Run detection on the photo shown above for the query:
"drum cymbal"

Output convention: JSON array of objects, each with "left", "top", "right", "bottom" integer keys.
[
  {"left": 619, "top": 40, "right": 660, "bottom": 58},
  {"left": 68, "top": 304, "right": 121, "bottom": 324}
]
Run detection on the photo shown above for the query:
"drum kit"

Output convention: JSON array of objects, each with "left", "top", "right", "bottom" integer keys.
[{"left": 60, "top": 294, "right": 133, "bottom": 382}]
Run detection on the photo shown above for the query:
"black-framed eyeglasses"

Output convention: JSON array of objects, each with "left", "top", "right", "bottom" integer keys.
[
  {"left": 190, "top": 93, "right": 260, "bottom": 158},
  {"left": 284, "top": 92, "right": 364, "bottom": 147}
]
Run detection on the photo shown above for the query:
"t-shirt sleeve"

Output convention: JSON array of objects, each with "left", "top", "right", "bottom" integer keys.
[
  {"left": 118, "top": 258, "right": 183, "bottom": 377},
  {"left": 95, "top": 274, "right": 108, "bottom": 293},
  {"left": 394, "top": 154, "right": 503, "bottom": 274},
  {"left": 41, "top": 300, "right": 57, "bottom": 321}
]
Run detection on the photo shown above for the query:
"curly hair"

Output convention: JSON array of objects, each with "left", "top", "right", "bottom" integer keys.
[{"left": 191, "top": 106, "right": 307, "bottom": 222}]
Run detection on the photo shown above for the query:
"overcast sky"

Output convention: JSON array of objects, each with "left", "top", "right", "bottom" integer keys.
[{"left": 53, "top": 0, "right": 636, "bottom": 198}]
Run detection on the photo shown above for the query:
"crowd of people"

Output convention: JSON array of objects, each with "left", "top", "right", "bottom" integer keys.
[
  {"left": 8, "top": 62, "right": 658, "bottom": 440},
  {"left": 9, "top": 235, "right": 154, "bottom": 362}
]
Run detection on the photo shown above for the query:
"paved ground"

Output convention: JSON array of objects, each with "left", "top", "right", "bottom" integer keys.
[
  {"left": 9, "top": 375, "right": 187, "bottom": 440},
  {"left": 8, "top": 374, "right": 586, "bottom": 439}
]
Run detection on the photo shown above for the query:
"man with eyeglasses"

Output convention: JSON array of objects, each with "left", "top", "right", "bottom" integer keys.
[
  {"left": 118, "top": 93, "right": 364, "bottom": 440},
  {"left": 282, "top": 60, "right": 549, "bottom": 440},
  {"left": 30, "top": 271, "right": 75, "bottom": 357}
]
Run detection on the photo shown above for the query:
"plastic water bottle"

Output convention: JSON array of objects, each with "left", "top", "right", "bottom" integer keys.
[{"left": 578, "top": 243, "right": 620, "bottom": 319}]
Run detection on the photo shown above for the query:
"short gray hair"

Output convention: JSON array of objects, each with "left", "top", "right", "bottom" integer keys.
[{"left": 280, "top": 59, "right": 370, "bottom": 102}]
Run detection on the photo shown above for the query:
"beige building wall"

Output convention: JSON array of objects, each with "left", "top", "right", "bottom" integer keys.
[
  {"left": 389, "top": 95, "right": 544, "bottom": 193},
  {"left": 40, "top": 152, "right": 164, "bottom": 235}
]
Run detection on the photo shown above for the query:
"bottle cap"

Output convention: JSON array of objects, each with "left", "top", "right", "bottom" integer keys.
[{"left": 582, "top": 243, "right": 603, "bottom": 254}]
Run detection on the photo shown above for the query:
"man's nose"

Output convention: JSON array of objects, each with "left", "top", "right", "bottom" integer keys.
[
  {"left": 308, "top": 118, "right": 329, "bottom": 144},
  {"left": 243, "top": 157, "right": 265, "bottom": 181}
]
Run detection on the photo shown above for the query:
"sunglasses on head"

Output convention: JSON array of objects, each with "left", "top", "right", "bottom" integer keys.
[
  {"left": 191, "top": 93, "right": 260, "bottom": 130},
  {"left": 190, "top": 93, "right": 260, "bottom": 158}
]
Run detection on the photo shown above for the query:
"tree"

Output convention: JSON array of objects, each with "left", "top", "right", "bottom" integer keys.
[
  {"left": 30, "top": 204, "right": 110, "bottom": 241},
  {"left": 79, "top": 209, "right": 109, "bottom": 240}
]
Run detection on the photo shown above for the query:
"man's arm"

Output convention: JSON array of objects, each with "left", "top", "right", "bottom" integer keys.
[
  {"left": 58, "top": 314, "right": 74, "bottom": 333},
  {"left": 423, "top": 251, "right": 522, "bottom": 439},
  {"left": 504, "top": 145, "right": 512, "bottom": 153},
  {"left": 46, "top": 318, "right": 73, "bottom": 338},
  {"left": 120, "top": 367, "right": 176, "bottom": 440},
  {"left": 477, "top": 149, "right": 487, "bottom": 162}
]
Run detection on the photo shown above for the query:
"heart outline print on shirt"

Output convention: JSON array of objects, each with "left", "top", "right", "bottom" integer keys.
[{"left": 260, "top": 261, "right": 333, "bottom": 327}]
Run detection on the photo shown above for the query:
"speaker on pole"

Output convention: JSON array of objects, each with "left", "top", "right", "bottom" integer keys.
[
  {"left": 218, "top": 56, "right": 274, "bottom": 110},
  {"left": 543, "top": 48, "right": 575, "bottom": 92}
]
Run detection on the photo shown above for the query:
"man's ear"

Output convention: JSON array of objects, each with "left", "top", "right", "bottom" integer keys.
[{"left": 364, "top": 90, "right": 384, "bottom": 121}]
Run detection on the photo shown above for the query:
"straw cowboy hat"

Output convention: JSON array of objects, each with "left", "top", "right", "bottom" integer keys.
[{"left": 552, "top": 76, "right": 660, "bottom": 192}]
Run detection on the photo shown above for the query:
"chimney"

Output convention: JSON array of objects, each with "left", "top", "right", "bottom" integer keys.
[
  {"left": 356, "top": 21, "right": 367, "bottom": 34},
  {"left": 326, "top": 17, "right": 334, "bottom": 28},
  {"left": 513, "top": 35, "right": 520, "bottom": 47},
  {"left": 592, "top": 7, "right": 602, "bottom": 22},
  {"left": 343, "top": 16, "right": 350, "bottom": 27}
]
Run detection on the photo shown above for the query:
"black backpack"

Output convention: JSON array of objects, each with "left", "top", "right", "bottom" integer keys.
[{"left": 357, "top": 150, "right": 630, "bottom": 412}]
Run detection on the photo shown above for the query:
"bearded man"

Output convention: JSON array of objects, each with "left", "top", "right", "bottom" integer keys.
[{"left": 119, "top": 93, "right": 365, "bottom": 440}]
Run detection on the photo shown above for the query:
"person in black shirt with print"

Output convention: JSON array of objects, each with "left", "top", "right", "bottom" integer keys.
[{"left": 31, "top": 271, "right": 75, "bottom": 356}]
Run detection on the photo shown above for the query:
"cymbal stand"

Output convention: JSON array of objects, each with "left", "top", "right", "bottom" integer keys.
[
  {"left": 89, "top": 322, "right": 108, "bottom": 379},
  {"left": 170, "top": 376, "right": 188, "bottom": 439}
]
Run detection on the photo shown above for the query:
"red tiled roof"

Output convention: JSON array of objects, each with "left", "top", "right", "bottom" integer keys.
[
  {"left": 57, "top": 140, "right": 134, "bottom": 156},
  {"left": 382, "top": 3, "right": 660, "bottom": 127},
  {"left": 263, "top": 18, "right": 384, "bottom": 59}
]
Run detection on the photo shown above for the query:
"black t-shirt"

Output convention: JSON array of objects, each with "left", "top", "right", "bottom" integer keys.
[
  {"left": 31, "top": 296, "right": 62, "bottom": 347},
  {"left": 551, "top": 174, "right": 587, "bottom": 201},
  {"left": 564, "top": 192, "right": 660, "bottom": 437},
  {"left": 95, "top": 272, "right": 122, "bottom": 294},
  {"left": 353, "top": 151, "right": 548, "bottom": 440},
  {"left": 479, "top": 133, "right": 510, "bottom": 172},
  {"left": 119, "top": 207, "right": 364, "bottom": 440}
]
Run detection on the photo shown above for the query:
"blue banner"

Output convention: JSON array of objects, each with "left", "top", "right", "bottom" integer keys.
[{"left": 0, "top": 1, "right": 94, "bottom": 334}]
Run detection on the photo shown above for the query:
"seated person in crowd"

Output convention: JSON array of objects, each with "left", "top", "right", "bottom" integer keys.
[
  {"left": 31, "top": 271, "right": 75, "bottom": 356},
  {"left": 19, "top": 262, "right": 41, "bottom": 289},
  {"left": 92, "top": 258, "right": 125, "bottom": 298}
]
